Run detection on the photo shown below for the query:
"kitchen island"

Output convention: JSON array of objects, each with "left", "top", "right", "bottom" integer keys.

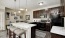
[
  {"left": 11, "top": 22, "right": 36, "bottom": 38},
  {"left": 51, "top": 26, "right": 65, "bottom": 38}
]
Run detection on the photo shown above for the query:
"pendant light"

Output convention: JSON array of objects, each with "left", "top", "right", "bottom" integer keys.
[
  {"left": 25, "top": 0, "right": 27, "bottom": 11},
  {"left": 18, "top": 0, "right": 21, "bottom": 13},
  {"left": 14, "top": 0, "right": 16, "bottom": 15},
  {"left": 26, "top": 8, "right": 28, "bottom": 11},
  {"left": 18, "top": 11, "right": 21, "bottom": 13}
]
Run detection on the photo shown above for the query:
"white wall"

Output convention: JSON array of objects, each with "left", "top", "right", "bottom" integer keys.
[
  {"left": 0, "top": 6, "right": 5, "bottom": 30},
  {"left": 24, "top": 4, "right": 61, "bottom": 22},
  {"left": 5, "top": 8, "right": 25, "bottom": 25}
]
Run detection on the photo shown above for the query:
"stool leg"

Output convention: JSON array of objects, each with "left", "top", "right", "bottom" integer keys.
[
  {"left": 13, "top": 32, "right": 16, "bottom": 38},
  {"left": 9, "top": 29, "right": 11, "bottom": 38},
  {"left": 7, "top": 29, "right": 8, "bottom": 35},
  {"left": 24, "top": 32, "right": 26, "bottom": 38},
  {"left": 19, "top": 36, "right": 21, "bottom": 38}
]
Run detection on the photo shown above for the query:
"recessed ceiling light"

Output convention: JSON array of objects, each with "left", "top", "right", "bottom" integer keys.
[
  {"left": 26, "top": 8, "right": 27, "bottom": 11},
  {"left": 14, "top": 12, "right": 16, "bottom": 14},
  {"left": 18, "top": 11, "right": 21, "bottom": 13},
  {"left": 20, "top": 9, "right": 24, "bottom": 10},
  {"left": 38, "top": 2, "right": 43, "bottom": 5},
  {"left": 45, "top": 8, "right": 48, "bottom": 11}
]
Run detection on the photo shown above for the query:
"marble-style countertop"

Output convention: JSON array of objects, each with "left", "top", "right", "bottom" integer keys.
[
  {"left": 11, "top": 22, "right": 36, "bottom": 30},
  {"left": 50, "top": 26, "right": 65, "bottom": 36},
  {"left": 11, "top": 22, "right": 36, "bottom": 38}
]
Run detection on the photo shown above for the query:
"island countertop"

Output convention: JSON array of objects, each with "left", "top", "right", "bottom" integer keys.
[
  {"left": 11, "top": 22, "right": 36, "bottom": 38},
  {"left": 51, "top": 26, "right": 65, "bottom": 36},
  {"left": 11, "top": 22, "right": 36, "bottom": 29}
]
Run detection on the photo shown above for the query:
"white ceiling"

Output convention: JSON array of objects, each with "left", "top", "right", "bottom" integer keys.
[{"left": 0, "top": 0, "right": 60, "bottom": 10}]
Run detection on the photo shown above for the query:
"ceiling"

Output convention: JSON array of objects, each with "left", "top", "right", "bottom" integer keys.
[{"left": 0, "top": 0, "right": 60, "bottom": 10}]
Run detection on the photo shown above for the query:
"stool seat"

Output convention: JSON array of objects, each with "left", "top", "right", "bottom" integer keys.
[
  {"left": 7, "top": 26, "right": 12, "bottom": 35},
  {"left": 14, "top": 28, "right": 26, "bottom": 36},
  {"left": 10, "top": 26, "right": 17, "bottom": 32},
  {"left": 8, "top": 26, "right": 18, "bottom": 38},
  {"left": 7, "top": 26, "right": 11, "bottom": 29}
]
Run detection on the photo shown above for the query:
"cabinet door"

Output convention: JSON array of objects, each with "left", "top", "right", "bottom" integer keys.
[
  {"left": 46, "top": 23, "right": 51, "bottom": 31},
  {"left": 51, "top": 33, "right": 65, "bottom": 38},
  {"left": 64, "top": 0, "right": 65, "bottom": 16},
  {"left": 31, "top": 27, "right": 36, "bottom": 38},
  {"left": 61, "top": 0, "right": 64, "bottom": 6},
  {"left": 62, "top": 0, "right": 65, "bottom": 16},
  {"left": 33, "top": 10, "right": 44, "bottom": 18},
  {"left": 33, "top": 11, "right": 39, "bottom": 18}
]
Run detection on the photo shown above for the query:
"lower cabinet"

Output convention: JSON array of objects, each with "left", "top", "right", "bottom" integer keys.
[
  {"left": 31, "top": 26, "right": 36, "bottom": 38},
  {"left": 45, "top": 23, "right": 51, "bottom": 31},
  {"left": 51, "top": 33, "right": 65, "bottom": 38}
]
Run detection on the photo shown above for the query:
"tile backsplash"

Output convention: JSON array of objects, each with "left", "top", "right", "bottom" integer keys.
[{"left": 33, "top": 19, "right": 41, "bottom": 22}]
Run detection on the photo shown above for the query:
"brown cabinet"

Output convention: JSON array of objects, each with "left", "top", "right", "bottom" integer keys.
[
  {"left": 61, "top": 0, "right": 65, "bottom": 16},
  {"left": 64, "top": 0, "right": 65, "bottom": 16},
  {"left": 51, "top": 33, "right": 65, "bottom": 38},
  {"left": 61, "top": 0, "right": 64, "bottom": 6},
  {"left": 33, "top": 6, "right": 64, "bottom": 18},
  {"left": 33, "top": 10, "right": 45, "bottom": 18},
  {"left": 46, "top": 23, "right": 51, "bottom": 31},
  {"left": 31, "top": 27, "right": 36, "bottom": 38}
]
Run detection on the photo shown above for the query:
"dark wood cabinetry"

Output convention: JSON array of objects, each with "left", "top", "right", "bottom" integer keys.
[
  {"left": 51, "top": 33, "right": 65, "bottom": 38},
  {"left": 33, "top": 10, "right": 45, "bottom": 18},
  {"left": 61, "top": 0, "right": 65, "bottom": 16},
  {"left": 61, "top": 0, "right": 64, "bottom": 6},
  {"left": 64, "top": 0, "right": 65, "bottom": 16},
  {"left": 30, "top": 22, "right": 51, "bottom": 32},
  {"left": 30, "top": 22, "right": 51, "bottom": 38},
  {"left": 33, "top": 6, "right": 64, "bottom": 18},
  {"left": 46, "top": 23, "right": 51, "bottom": 31},
  {"left": 37, "top": 23, "right": 46, "bottom": 31},
  {"left": 31, "top": 26, "right": 36, "bottom": 38}
]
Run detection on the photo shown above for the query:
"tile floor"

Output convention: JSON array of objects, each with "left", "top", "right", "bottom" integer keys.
[
  {"left": 0, "top": 30, "right": 51, "bottom": 38},
  {"left": 36, "top": 29, "right": 51, "bottom": 38},
  {"left": 0, "top": 30, "right": 8, "bottom": 38}
]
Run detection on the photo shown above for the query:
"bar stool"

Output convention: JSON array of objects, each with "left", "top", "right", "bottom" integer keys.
[
  {"left": 9, "top": 26, "right": 18, "bottom": 38},
  {"left": 14, "top": 28, "right": 26, "bottom": 38},
  {"left": 7, "top": 26, "right": 11, "bottom": 35}
]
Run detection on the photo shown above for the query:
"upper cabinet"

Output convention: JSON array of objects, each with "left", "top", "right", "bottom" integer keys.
[
  {"left": 60, "top": 0, "right": 65, "bottom": 16},
  {"left": 33, "top": 6, "right": 64, "bottom": 18},
  {"left": 61, "top": 0, "right": 64, "bottom": 6},
  {"left": 33, "top": 10, "right": 45, "bottom": 18}
]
